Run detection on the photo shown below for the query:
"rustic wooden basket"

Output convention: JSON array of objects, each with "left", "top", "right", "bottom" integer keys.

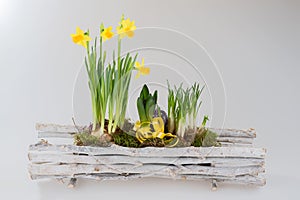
[{"left": 28, "top": 123, "right": 266, "bottom": 189}]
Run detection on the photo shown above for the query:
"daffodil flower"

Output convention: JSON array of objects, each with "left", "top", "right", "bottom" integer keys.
[
  {"left": 101, "top": 26, "right": 114, "bottom": 41},
  {"left": 117, "top": 18, "right": 136, "bottom": 39},
  {"left": 71, "top": 27, "right": 91, "bottom": 48},
  {"left": 135, "top": 58, "right": 150, "bottom": 79}
]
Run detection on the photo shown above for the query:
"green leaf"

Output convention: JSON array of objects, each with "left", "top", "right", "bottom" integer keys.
[
  {"left": 141, "top": 84, "right": 150, "bottom": 100},
  {"left": 201, "top": 115, "right": 209, "bottom": 127},
  {"left": 153, "top": 90, "right": 158, "bottom": 104},
  {"left": 145, "top": 98, "right": 155, "bottom": 121},
  {"left": 137, "top": 97, "right": 147, "bottom": 122}
]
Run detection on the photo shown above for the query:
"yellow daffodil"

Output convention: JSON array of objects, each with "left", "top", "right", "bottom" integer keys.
[
  {"left": 101, "top": 26, "right": 114, "bottom": 41},
  {"left": 135, "top": 58, "right": 150, "bottom": 78},
  {"left": 71, "top": 27, "right": 91, "bottom": 48},
  {"left": 117, "top": 18, "right": 136, "bottom": 39}
]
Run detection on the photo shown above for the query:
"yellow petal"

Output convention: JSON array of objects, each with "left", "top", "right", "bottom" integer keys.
[
  {"left": 141, "top": 58, "right": 144, "bottom": 66},
  {"left": 126, "top": 31, "right": 134, "bottom": 38},
  {"left": 135, "top": 61, "right": 140, "bottom": 68},
  {"left": 81, "top": 41, "right": 87, "bottom": 48},
  {"left": 71, "top": 34, "right": 84, "bottom": 44},
  {"left": 135, "top": 72, "right": 141, "bottom": 79},
  {"left": 139, "top": 67, "right": 150, "bottom": 75},
  {"left": 71, "top": 27, "right": 90, "bottom": 48},
  {"left": 76, "top": 27, "right": 84, "bottom": 35},
  {"left": 117, "top": 18, "right": 136, "bottom": 39},
  {"left": 84, "top": 35, "right": 91, "bottom": 42}
]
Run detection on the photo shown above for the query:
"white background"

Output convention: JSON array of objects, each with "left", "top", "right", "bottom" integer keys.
[{"left": 0, "top": 0, "right": 299, "bottom": 199}]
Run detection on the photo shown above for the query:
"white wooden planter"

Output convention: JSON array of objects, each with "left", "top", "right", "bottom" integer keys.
[{"left": 28, "top": 123, "right": 266, "bottom": 189}]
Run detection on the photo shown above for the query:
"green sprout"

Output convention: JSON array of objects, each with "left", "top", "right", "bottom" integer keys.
[{"left": 167, "top": 82, "right": 204, "bottom": 138}]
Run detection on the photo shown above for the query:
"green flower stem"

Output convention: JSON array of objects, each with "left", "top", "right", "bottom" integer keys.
[
  {"left": 85, "top": 19, "right": 138, "bottom": 136},
  {"left": 118, "top": 37, "right": 121, "bottom": 77}
]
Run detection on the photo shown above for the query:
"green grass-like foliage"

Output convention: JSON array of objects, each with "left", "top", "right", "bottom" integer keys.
[
  {"left": 167, "top": 82, "right": 204, "bottom": 138},
  {"left": 85, "top": 22, "right": 137, "bottom": 136}
]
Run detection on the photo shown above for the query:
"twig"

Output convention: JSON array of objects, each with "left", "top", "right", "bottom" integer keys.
[{"left": 72, "top": 117, "right": 80, "bottom": 133}]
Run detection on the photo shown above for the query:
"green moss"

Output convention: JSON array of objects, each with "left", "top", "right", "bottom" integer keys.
[
  {"left": 112, "top": 132, "right": 141, "bottom": 148},
  {"left": 112, "top": 131, "right": 168, "bottom": 148},
  {"left": 75, "top": 126, "right": 220, "bottom": 148},
  {"left": 191, "top": 134, "right": 203, "bottom": 147},
  {"left": 139, "top": 138, "right": 165, "bottom": 147},
  {"left": 74, "top": 133, "right": 103, "bottom": 147},
  {"left": 192, "top": 128, "right": 220, "bottom": 147}
]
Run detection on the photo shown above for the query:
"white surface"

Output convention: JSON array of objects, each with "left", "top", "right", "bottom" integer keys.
[{"left": 0, "top": 0, "right": 299, "bottom": 199}]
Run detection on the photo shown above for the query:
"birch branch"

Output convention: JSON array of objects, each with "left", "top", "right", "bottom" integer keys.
[
  {"left": 29, "top": 163, "right": 264, "bottom": 177},
  {"left": 28, "top": 153, "right": 264, "bottom": 167},
  {"left": 216, "top": 137, "right": 253, "bottom": 144},
  {"left": 208, "top": 128, "right": 256, "bottom": 138},
  {"left": 29, "top": 172, "right": 266, "bottom": 186},
  {"left": 29, "top": 144, "right": 266, "bottom": 158}
]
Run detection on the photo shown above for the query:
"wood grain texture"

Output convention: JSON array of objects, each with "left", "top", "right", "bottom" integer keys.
[
  {"left": 28, "top": 153, "right": 264, "bottom": 167},
  {"left": 29, "top": 144, "right": 266, "bottom": 158}
]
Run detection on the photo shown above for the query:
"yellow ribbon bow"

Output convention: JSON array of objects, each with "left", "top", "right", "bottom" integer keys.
[{"left": 134, "top": 117, "right": 178, "bottom": 147}]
